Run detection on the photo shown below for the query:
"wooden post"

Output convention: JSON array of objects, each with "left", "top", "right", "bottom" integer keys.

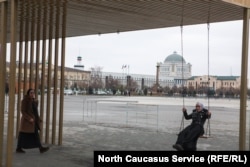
[
  {"left": 6, "top": 0, "right": 17, "bottom": 166},
  {"left": 23, "top": 0, "right": 30, "bottom": 96},
  {"left": 0, "top": 1, "right": 7, "bottom": 165},
  {"left": 52, "top": 0, "right": 61, "bottom": 144},
  {"left": 29, "top": 0, "right": 35, "bottom": 88},
  {"left": 40, "top": 0, "right": 48, "bottom": 142},
  {"left": 16, "top": 0, "right": 24, "bottom": 139},
  {"left": 239, "top": 8, "right": 250, "bottom": 151},
  {"left": 35, "top": 0, "right": 42, "bottom": 102},
  {"left": 59, "top": 0, "right": 67, "bottom": 145},
  {"left": 46, "top": 0, "right": 54, "bottom": 144}
]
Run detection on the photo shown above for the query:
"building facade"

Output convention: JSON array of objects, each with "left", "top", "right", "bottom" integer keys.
[
  {"left": 186, "top": 75, "right": 241, "bottom": 94},
  {"left": 6, "top": 53, "right": 243, "bottom": 94},
  {"left": 158, "top": 51, "right": 192, "bottom": 87},
  {"left": 102, "top": 72, "right": 174, "bottom": 89},
  {"left": 6, "top": 62, "right": 91, "bottom": 93}
]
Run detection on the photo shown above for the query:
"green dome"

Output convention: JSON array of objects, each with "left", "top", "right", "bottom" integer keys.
[{"left": 164, "top": 51, "right": 186, "bottom": 63}]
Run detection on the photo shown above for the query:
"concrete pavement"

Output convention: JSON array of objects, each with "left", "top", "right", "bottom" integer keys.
[{"left": 3, "top": 96, "right": 249, "bottom": 166}]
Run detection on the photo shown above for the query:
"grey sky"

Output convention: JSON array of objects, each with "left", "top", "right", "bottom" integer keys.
[{"left": 66, "top": 20, "right": 245, "bottom": 77}]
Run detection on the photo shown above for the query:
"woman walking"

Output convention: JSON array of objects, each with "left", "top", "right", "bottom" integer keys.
[{"left": 16, "top": 88, "right": 49, "bottom": 153}]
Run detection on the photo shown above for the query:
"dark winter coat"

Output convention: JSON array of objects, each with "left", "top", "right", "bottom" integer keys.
[
  {"left": 184, "top": 108, "right": 211, "bottom": 126},
  {"left": 175, "top": 108, "right": 211, "bottom": 150},
  {"left": 19, "top": 95, "right": 42, "bottom": 133}
]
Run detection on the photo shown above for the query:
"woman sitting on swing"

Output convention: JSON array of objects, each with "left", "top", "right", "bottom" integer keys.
[{"left": 173, "top": 102, "right": 211, "bottom": 151}]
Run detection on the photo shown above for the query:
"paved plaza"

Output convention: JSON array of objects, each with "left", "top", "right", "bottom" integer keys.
[{"left": 3, "top": 95, "right": 250, "bottom": 166}]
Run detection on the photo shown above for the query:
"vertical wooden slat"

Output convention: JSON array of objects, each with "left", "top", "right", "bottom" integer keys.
[
  {"left": 35, "top": 0, "right": 42, "bottom": 100},
  {"left": 40, "top": 0, "right": 48, "bottom": 142},
  {"left": 0, "top": 1, "right": 7, "bottom": 165},
  {"left": 6, "top": 0, "right": 18, "bottom": 166},
  {"left": 29, "top": 0, "right": 36, "bottom": 88},
  {"left": 16, "top": 0, "right": 24, "bottom": 139},
  {"left": 46, "top": 0, "right": 54, "bottom": 144},
  {"left": 239, "top": 8, "right": 249, "bottom": 151},
  {"left": 52, "top": 0, "right": 60, "bottom": 144},
  {"left": 59, "top": 0, "right": 67, "bottom": 145},
  {"left": 23, "top": 0, "right": 30, "bottom": 96}
]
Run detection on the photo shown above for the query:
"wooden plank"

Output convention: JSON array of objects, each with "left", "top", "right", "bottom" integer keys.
[{"left": 223, "top": 0, "right": 250, "bottom": 8}]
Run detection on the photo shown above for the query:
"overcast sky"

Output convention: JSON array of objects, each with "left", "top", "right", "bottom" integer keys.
[{"left": 66, "top": 20, "right": 245, "bottom": 77}]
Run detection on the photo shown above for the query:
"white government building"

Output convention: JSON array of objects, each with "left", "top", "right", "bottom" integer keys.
[
  {"left": 100, "top": 51, "right": 191, "bottom": 89},
  {"left": 158, "top": 51, "right": 192, "bottom": 87}
]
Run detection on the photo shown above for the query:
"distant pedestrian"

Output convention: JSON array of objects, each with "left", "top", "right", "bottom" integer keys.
[
  {"left": 173, "top": 102, "right": 211, "bottom": 151},
  {"left": 16, "top": 88, "right": 49, "bottom": 153}
]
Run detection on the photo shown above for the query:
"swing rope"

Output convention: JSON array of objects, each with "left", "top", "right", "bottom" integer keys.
[
  {"left": 179, "top": 0, "right": 185, "bottom": 133},
  {"left": 179, "top": 1, "right": 212, "bottom": 138},
  {"left": 201, "top": 21, "right": 211, "bottom": 138},
  {"left": 204, "top": 2, "right": 211, "bottom": 138}
]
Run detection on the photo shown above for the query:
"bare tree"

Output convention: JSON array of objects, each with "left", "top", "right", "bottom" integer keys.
[
  {"left": 128, "top": 78, "right": 138, "bottom": 92},
  {"left": 187, "top": 85, "right": 196, "bottom": 97},
  {"left": 216, "top": 87, "right": 226, "bottom": 97},
  {"left": 163, "top": 86, "right": 171, "bottom": 93},
  {"left": 89, "top": 66, "right": 104, "bottom": 89},
  {"left": 77, "top": 81, "right": 89, "bottom": 90},
  {"left": 105, "top": 75, "right": 121, "bottom": 91},
  {"left": 172, "top": 85, "right": 178, "bottom": 94},
  {"left": 234, "top": 88, "right": 240, "bottom": 97}
]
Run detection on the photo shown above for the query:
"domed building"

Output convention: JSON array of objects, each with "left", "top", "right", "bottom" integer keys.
[{"left": 158, "top": 51, "right": 192, "bottom": 87}]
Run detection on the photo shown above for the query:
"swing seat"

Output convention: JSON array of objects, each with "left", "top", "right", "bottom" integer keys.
[{"left": 199, "top": 135, "right": 212, "bottom": 139}]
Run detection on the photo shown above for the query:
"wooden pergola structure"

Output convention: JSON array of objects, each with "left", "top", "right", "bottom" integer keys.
[{"left": 0, "top": 0, "right": 249, "bottom": 166}]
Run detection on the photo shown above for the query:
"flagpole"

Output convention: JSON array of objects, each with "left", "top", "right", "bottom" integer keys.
[
  {"left": 128, "top": 65, "right": 129, "bottom": 75},
  {"left": 126, "top": 64, "right": 128, "bottom": 75},
  {"left": 122, "top": 65, "right": 124, "bottom": 86}
]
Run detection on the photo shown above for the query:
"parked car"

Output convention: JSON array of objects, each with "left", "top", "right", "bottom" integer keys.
[
  {"left": 78, "top": 90, "right": 87, "bottom": 95},
  {"left": 96, "top": 90, "right": 107, "bottom": 95},
  {"left": 64, "top": 89, "right": 73, "bottom": 95},
  {"left": 73, "top": 90, "right": 80, "bottom": 95}
]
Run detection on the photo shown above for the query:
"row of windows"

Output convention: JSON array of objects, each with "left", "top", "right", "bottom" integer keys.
[
  {"left": 223, "top": 82, "right": 235, "bottom": 86},
  {"left": 104, "top": 76, "right": 155, "bottom": 81},
  {"left": 160, "top": 67, "right": 187, "bottom": 72},
  {"left": 188, "top": 81, "right": 236, "bottom": 87}
]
